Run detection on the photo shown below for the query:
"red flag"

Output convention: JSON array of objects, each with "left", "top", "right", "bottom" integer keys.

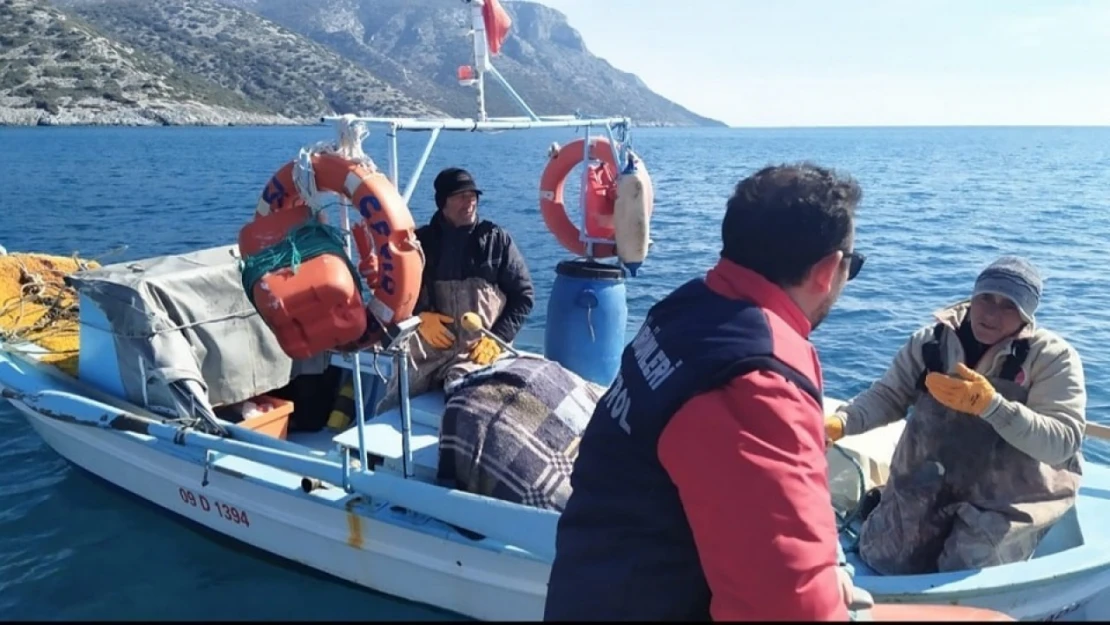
[{"left": 482, "top": 0, "right": 512, "bottom": 56}]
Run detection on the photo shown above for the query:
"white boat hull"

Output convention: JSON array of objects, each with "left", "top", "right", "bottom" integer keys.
[{"left": 17, "top": 403, "right": 549, "bottom": 622}]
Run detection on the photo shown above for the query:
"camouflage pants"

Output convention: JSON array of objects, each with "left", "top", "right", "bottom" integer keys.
[
  {"left": 857, "top": 378, "right": 1076, "bottom": 576},
  {"left": 857, "top": 462, "right": 1049, "bottom": 575},
  {"left": 376, "top": 278, "right": 507, "bottom": 414}
]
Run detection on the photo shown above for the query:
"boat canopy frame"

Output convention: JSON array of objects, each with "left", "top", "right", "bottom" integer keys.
[
  {"left": 320, "top": 0, "right": 634, "bottom": 253},
  {"left": 312, "top": 0, "right": 637, "bottom": 497}
]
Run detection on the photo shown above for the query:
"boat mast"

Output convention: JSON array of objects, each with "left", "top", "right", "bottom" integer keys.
[
  {"left": 461, "top": 0, "right": 540, "bottom": 122},
  {"left": 465, "top": 0, "right": 488, "bottom": 121}
]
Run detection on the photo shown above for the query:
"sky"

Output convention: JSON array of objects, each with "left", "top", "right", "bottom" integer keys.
[{"left": 526, "top": 0, "right": 1110, "bottom": 127}]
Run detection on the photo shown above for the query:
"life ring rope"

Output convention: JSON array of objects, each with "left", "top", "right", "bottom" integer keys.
[
  {"left": 241, "top": 142, "right": 422, "bottom": 357},
  {"left": 290, "top": 117, "right": 380, "bottom": 216},
  {"left": 287, "top": 145, "right": 428, "bottom": 333}
]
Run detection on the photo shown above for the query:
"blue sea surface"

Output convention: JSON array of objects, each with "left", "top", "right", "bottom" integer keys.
[{"left": 0, "top": 125, "right": 1108, "bottom": 619}]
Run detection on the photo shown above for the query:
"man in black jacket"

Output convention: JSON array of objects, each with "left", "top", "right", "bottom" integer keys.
[{"left": 378, "top": 167, "right": 535, "bottom": 410}]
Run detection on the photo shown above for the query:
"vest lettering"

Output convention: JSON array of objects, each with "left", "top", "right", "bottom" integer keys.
[
  {"left": 631, "top": 319, "right": 682, "bottom": 391},
  {"left": 604, "top": 372, "right": 632, "bottom": 434}
]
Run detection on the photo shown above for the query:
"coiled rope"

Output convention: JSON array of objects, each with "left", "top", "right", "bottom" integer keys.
[{"left": 239, "top": 221, "right": 362, "bottom": 310}]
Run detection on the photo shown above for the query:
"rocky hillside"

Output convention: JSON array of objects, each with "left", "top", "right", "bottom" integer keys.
[
  {"left": 214, "top": 0, "right": 723, "bottom": 126},
  {"left": 0, "top": 0, "right": 292, "bottom": 125},
  {"left": 49, "top": 0, "right": 443, "bottom": 121},
  {"left": 2, "top": 0, "right": 722, "bottom": 126}
]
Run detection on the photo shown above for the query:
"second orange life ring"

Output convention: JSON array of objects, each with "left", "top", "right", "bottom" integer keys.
[
  {"left": 239, "top": 153, "right": 423, "bottom": 358},
  {"left": 539, "top": 137, "right": 620, "bottom": 258}
]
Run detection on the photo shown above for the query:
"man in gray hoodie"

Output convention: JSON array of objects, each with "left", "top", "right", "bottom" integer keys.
[{"left": 826, "top": 256, "right": 1086, "bottom": 574}]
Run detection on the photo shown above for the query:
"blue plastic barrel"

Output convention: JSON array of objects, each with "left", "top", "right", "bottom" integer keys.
[{"left": 544, "top": 259, "right": 627, "bottom": 387}]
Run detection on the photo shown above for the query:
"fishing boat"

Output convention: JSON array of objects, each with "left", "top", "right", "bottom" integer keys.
[{"left": 2, "top": 1, "right": 1109, "bottom": 621}]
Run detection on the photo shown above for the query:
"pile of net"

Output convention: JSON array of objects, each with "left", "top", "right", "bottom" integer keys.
[{"left": 0, "top": 252, "right": 99, "bottom": 376}]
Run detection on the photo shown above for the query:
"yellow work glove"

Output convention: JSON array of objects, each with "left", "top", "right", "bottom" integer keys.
[
  {"left": 468, "top": 336, "right": 502, "bottom": 366},
  {"left": 825, "top": 415, "right": 846, "bottom": 443},
  {"left": 924, "top": 362, "right": 997, "bottom": 416},
  {"left": 418, "top": 312, "right": 456, "bottom": 350}
]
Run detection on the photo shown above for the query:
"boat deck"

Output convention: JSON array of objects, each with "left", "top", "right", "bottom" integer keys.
[
  {"left": 282, "top": 389, "right": 448, "bottom": 484},
  {"left": 330, "top": 395, "right": 444, "bottom": 481}
]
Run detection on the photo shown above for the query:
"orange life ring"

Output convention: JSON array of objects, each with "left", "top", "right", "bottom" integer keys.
[
  {"left": 539, "top": 137, "right": 619, "bottom": 258},
  {"left": 239, "top": 153, "right": 423, "bottom": 358}
]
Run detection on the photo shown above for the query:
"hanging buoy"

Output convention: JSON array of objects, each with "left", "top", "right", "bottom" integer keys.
[{"left": 612, "top": 150, "right": 654, "bottom": 276}]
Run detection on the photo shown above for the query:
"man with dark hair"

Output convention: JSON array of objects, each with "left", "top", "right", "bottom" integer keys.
[
  {"left": 375, "top": 167, "right": 534, "bottom": 410},
  {"left": 544, "top": 162, "right": 868, "bottom": 621},
  {"left": 826, "top": 255, "right": 1086, "bottom": 575}
]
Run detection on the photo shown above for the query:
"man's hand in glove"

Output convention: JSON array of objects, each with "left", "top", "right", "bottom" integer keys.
[
  {"left": 418, "top": 312, "right": 456, "bottom": 350},
  {"left": 925, "top": 362, "right": 997, "bottom": 416},
  {"left": 467, "top": 336, "right": 502, "bottom": 365}
]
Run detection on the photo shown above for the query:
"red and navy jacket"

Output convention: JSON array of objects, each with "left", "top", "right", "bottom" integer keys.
[{"left": 544, "top": 259, "right": 847, "bottom": 621}]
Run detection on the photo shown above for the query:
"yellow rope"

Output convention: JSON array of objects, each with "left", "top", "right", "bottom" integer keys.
[{"left": 0, "top": 253, "right": 100, "bottom": 376}]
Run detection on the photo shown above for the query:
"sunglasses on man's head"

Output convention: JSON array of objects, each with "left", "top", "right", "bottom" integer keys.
[{"left": 845, "top": 251, "right": 866, "bottom": 281}]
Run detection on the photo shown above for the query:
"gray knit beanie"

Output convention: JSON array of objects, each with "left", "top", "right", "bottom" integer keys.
[{"left": 971, "top": 256, "right": 1042, "bottom": 323}]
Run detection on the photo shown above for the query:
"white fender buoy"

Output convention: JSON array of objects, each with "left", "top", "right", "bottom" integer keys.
[{"left": 612, "top": 151, "right": 653, "bottom": 276}]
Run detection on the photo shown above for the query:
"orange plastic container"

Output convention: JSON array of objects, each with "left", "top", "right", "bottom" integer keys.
[
  {"left": 238, "top": 394, "right": 294, "bottom": 440},
  {"left": 250, "top": 253, "right": 367, "bottom": 359},
  {"left": 238, "top": 203, "right": 368, "bottom": 360}
]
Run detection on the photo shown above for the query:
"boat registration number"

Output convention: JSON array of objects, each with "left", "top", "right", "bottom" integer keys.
[{"left": 178, "top": 487, "right": 251, "bottom": 527}]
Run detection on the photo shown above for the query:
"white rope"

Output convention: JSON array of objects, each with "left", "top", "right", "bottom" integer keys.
[
  {"left": 335, "top": 114, "right": 375, "bottom": 170},
  {"left": 290, "top": 114, "right": 379, "bottom": 217},
  {"left": 291, "top": 147, "right": 326, "bottom": 215}
]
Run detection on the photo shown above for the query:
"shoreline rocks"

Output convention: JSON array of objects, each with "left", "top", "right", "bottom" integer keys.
[{"left": 0, "top": 101, "right": 315, "bottom": 127}]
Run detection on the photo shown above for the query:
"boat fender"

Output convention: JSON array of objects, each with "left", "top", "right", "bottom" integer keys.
[{"left": 612, "top": 149, "right": 654, "bottom": 273}]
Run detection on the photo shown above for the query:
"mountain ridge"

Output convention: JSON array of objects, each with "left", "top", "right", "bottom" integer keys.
[{"left": 1, "top": 0, "right": 725, "bottom": 127}]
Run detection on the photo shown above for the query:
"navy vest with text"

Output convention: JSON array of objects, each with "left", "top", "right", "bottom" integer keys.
[{"left": 543, "top": 277, "right": 822, "bottom": 622}]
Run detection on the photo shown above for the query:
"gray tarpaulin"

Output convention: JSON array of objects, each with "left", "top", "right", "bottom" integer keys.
[{"left": 66, "top": 244, "right": 328, "bottom": 420}]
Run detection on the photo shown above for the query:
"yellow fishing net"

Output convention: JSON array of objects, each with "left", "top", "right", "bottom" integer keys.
[{"left": 0, "top": 253, "right": 100, "bottom": 376}]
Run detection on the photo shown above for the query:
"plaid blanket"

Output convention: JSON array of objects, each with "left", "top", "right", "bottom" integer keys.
[{"left": 438, "top": 356, "right": 602, "bottom": 511}]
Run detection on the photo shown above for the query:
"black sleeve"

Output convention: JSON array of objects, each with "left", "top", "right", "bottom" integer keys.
[
  {"left": 412, "top": 225, "right": 435, "bottom": 315},
  {"left": 490, "top": 231, "right": 535, "bottom": 343}
]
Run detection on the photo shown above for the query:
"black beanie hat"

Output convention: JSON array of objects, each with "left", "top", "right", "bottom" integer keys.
[{"left": 434, "top": 167, "right": 483, "bottom": 209}]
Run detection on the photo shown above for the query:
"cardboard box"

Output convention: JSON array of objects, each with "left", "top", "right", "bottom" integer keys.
[{"left": 238, "top": 394, "right": 294, "bottom": 440}]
